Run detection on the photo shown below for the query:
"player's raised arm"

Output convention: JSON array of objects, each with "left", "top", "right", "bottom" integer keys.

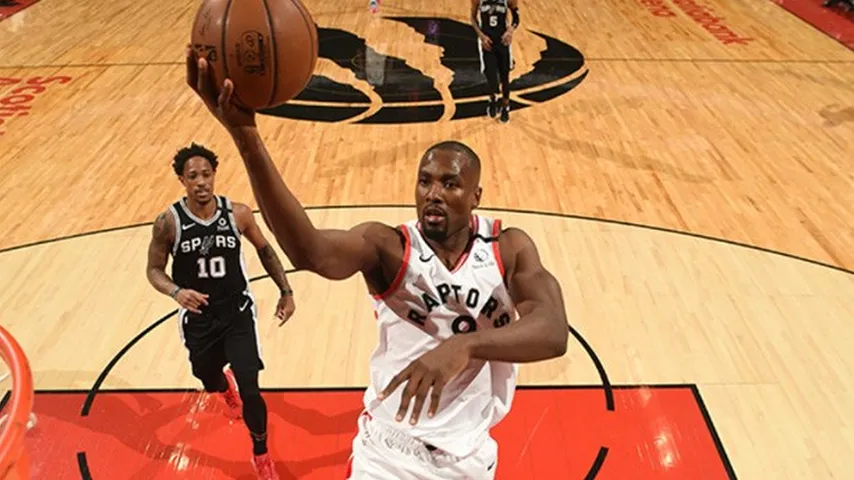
[
  {"left": 185, "top": 50, "right": 391, "bottom": 281},
  {"left": 465, "top": 227, "right": 569, "bottom": 362}
]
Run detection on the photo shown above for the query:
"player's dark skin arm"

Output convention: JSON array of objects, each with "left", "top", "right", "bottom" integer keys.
[
  {"left": 146, "top": 211, "right": 179, "bottom": 296},
  {"left": 257, "top": 245, "right": 289, "bottom": 289},
  {"left": 228, "top": 126, "right": 402, "bottom": 284},
  {"left": 233, "top": 202, "right": 297, "bottom": 324},
  {"left": 234, "top": 203, "right": 292, "bottom": 293},
  {"left": 462, "top": 227, "right": 568, "bottom": 361},
  {"left": 145, "top": 210, "right": 209, "bottom": 313},
  {"left": 185, "top": 51, "right": 401, "bottom": 289}
]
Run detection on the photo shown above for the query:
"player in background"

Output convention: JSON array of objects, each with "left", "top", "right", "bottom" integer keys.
[
  {"left": 472, "top": 0, "right": 520, "bottom": 123},
  {"left": 146, "top": 142, "right": 296, "bottom": 480}
]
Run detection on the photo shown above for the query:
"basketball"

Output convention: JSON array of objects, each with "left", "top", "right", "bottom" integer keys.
[{"left": 190, "top": 0, "right": 318, "bottom": 110}]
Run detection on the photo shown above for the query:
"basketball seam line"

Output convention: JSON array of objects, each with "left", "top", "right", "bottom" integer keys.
[
  {"left": 259, "top": 0, "right": 278, "bottom": 106},
  {"left": 291, "top": 0, "right": 317, "bottom": 93}
]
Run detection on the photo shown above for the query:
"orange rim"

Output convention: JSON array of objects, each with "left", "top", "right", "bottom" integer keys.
[{"left": 0, "top": 326, "right": 33, "bottom": 476}]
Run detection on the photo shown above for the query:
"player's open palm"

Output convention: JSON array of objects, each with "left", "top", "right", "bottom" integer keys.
[
  {"left": 185, "top": 46, "right": 256, "bottom": 131},
  {"left": 379, "top": 335, "right": 471, "bottom": 425},
  {"left": 174, "top": 288, "right": 209, "bottom": 314}
]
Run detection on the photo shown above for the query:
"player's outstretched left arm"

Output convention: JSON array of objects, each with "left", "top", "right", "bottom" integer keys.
[{"left": 233, "top": 202, "right": 296, "bottom": 325}]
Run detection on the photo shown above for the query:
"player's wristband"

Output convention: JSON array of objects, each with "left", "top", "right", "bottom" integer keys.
[
  {"left": 169, "top": 286, "right": 181, "bottom": 298},
  {"left": 280, "top": 288, "right": 293, "bottom": 296},
  {"left": 511, "top": 8, "right": 520, "bottom": 28}
]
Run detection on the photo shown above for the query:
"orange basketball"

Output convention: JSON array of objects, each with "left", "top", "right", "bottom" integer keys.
[{"left": 190, "top": 0, "right": 318, "bottom": 109}]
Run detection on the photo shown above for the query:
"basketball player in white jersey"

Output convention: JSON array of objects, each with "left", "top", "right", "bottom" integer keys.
[{"left": 186, "top": 51, "right": 569, "bottom": 479}]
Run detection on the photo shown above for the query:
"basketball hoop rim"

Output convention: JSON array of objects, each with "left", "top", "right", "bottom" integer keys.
[{"left": 0, "top": 325, "right": 34, "bottom": 473}]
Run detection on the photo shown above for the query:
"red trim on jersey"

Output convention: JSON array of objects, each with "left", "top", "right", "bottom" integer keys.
[
  {"left": 372, "top": 225, "right": 411, "bottom": 300},
  {"left": 492, "top": 219, "right": 505, "bottom": 277},
  {"left": 450, "top": 215, "right": 478, "bottom": 273}
]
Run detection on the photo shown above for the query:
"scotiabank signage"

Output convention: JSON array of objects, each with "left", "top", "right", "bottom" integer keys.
[{"left": 0, "top": 76, "right": 72, "bottom": 136}]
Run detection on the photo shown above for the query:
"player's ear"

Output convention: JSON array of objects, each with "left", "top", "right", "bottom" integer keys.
[{"left": 472, "top": 187, "right": 482, "bottom": 209}]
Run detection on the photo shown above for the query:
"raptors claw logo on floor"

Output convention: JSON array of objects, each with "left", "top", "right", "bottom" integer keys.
[{"left": 260, "top": 17, "right": 589, "bottom": 124}]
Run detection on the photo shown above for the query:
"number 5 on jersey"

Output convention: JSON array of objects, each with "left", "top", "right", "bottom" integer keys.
[{"left": 197, "top": 256, "right": 226, "bottom": 278}]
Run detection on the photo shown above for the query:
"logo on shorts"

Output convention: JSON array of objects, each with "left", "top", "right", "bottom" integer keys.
[{"left": 261, "top": 17, "right": 588, "bottom": 124}]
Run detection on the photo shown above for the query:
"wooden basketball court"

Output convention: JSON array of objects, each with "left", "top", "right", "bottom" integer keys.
[{"left": 1, "top": 0, "right": 853, "bottom": 478}]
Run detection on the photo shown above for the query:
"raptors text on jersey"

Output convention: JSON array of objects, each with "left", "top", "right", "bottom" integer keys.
[{"left": 365, "top": 215, "right": 518, "bottom": 458}]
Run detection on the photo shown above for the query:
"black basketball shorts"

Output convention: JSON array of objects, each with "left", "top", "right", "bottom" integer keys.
[
  {"left": 478, "top": 39, "right": 514, "bottom": 78},
  {"left": 178, "top": 292, "right": 265, "bottom": 378}
]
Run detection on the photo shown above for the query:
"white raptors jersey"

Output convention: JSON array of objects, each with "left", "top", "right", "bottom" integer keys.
[{"left": 363, "top": 215, "right": 518, "bottom": 458}]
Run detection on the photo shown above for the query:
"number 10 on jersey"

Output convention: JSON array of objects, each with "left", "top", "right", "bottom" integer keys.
[{"left": 197, "top": 256, "right": 226, "bottom": 278}]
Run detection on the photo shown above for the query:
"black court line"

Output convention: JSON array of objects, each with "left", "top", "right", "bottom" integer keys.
[
  {"left": 569, "top": 324, "right": 614, "bottom": 411},
  {"left": 0, "top": 390, "right": 10, "bottom": 411},
  {"left": 691, "top": 385, "right": 738, "bottom": 479},
  {"left": 0, "top": 221, "right": 152, "bottom": 255},
  {"left": 1, "top": 204, "right": 851, "bottom": 277},
  {"left": 76, "top": 452, "right": 92, "bottom": 480},
  {"left": 586, "top": 447, "right": 609, "bottom": 480}
]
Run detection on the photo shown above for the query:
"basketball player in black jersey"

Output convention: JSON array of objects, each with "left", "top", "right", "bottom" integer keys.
[
  {"left": 146, "top": 143, "right": 295, "bottom": 480},
  {"left": 471, "top": 0, "right": 520, "bottom": 123}
]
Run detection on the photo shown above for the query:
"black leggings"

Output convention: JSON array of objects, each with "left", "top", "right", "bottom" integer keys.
[
  {"left": 482, "top": 42, "right": 511, "bottom": 100},
  {"left": 200, "top": 368, "right": 267, "bottom": 445}
]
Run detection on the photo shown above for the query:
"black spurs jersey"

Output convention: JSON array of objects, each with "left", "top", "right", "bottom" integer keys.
[
  {"left": 169, "top": 196, "right": 249, "bottom": 307},
  {"left": 478, "top": 0, "right": 509, "bottom": 40}
]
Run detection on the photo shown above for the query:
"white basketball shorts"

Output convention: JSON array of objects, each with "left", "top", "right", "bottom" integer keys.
[{"left": 345, "top": 412, "right": 498, "bottom": 480}]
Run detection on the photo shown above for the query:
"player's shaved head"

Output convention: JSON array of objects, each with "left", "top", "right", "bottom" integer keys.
[{"left": 422, "top": 141, "right": 482, "bottom": 181}]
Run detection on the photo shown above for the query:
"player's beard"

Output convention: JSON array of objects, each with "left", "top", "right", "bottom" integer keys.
[{"left": 421, "top": 224, "right": 448, "bottom": 242}]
